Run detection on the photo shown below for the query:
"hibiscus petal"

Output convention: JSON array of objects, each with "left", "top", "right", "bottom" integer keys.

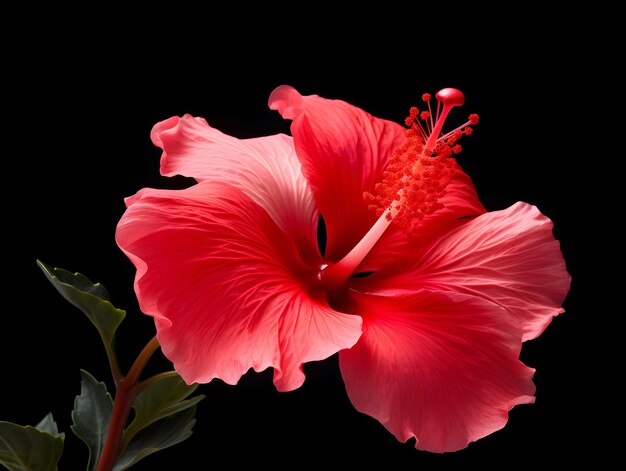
[
  {"left": 362, "top": 202, "right": 570, "bottom": 341},
  {"left": 151, "top": 115, "right": 318, "bottom": 259},
  {"left": 339, "top": 290, "right": 535, "bottom": 453},
  {"left": 269, "top": 85, "right": 406, "bottom": 261},
  {"left": 116, "top": 181, "right": 362, "bottom": 391}
]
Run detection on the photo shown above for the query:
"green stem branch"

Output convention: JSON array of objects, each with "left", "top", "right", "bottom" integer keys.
[{"left": 103, "top": 337, "right": 123, "bottom": 386}]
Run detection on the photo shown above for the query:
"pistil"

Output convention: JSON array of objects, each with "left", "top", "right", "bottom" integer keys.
[
  {"left": 319, "top": 210, "right": 393, "bottom": 290},
  {"left": 319, "top": 88, "right": 477, "bottom": 290}
]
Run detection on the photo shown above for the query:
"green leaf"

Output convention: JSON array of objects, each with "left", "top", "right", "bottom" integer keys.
[
  {"left": 122, "top": 373, "right": 204, "bottom": 448},
  {"left": 35, "top": 413, "right": 65, "bottom": 441},
  {"left": 113, "top": 406, "right": 198, "bottom": 471},
  {"left": 37, "top": 260, "right": 126, "bottom": 350},
  {"left": 71, "top": 370, "right": 114, "bottom": 471},
  {"left": 0, "top": 415, "right": 64, "bottom": 471}
]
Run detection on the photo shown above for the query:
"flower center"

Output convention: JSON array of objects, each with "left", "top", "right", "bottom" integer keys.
[{"left": 319, "top": 88, "right": 478, "bottom": 290}]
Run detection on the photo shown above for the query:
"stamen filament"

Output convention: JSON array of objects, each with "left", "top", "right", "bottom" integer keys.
[
  {"left": 425, "top": 103, "right": 454, "bottom": 151},
  {"left": 438, "top": 119, "right": 473, "bottom": 142},
  {"left": 415, "top": 118, "right": 430, "bottom": 142},
  {"left": 427, "top": 97, "right": 434, "bottom": 131}
]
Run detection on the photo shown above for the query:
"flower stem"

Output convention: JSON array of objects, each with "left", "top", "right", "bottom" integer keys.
[
  {"left": 126, "top": 336, "right": 161, "bottom": 385},
  {"left": 95, "top": 336, "right": 160, "bottom": 471}
]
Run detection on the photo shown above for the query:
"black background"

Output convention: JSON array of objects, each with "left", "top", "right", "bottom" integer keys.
[{"left": 3, "top": 16, "right": 600, "bottom": 470}]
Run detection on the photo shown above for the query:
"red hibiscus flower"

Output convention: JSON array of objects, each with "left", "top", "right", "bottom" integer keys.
[{"left": 116, "top": 85, "right": 570, "bottom": 452}]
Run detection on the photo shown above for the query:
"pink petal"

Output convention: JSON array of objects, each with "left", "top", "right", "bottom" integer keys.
[
  {"left": 269, "top": 85, "right": 406, "bottom": 262},
  {"left": 151, "top": 115, "right": 318, "bottom": 260},
  {"left": 339, "top": 290, "right": 535, "bottom": 453},
  {"left": 116, "top": 181, "right": 362, "bottom": 391},
  {"left": 266, "top": 84, "right": 304, "bottom": 120},
  {"left": 362, "top": 202, "right": 570, "bottom": 341}
]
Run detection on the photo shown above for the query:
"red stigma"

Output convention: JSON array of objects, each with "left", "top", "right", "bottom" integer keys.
[{"left": 436, "top": 88, "right": 465, "bottom": 106}]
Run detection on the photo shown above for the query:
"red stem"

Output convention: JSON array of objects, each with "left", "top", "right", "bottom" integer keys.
[
  {"left": 95, "top": 336, "right": 160, "bottom": 471},
  {"left": 95, "top": 380, "right": 134, "bottom": 471}
]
